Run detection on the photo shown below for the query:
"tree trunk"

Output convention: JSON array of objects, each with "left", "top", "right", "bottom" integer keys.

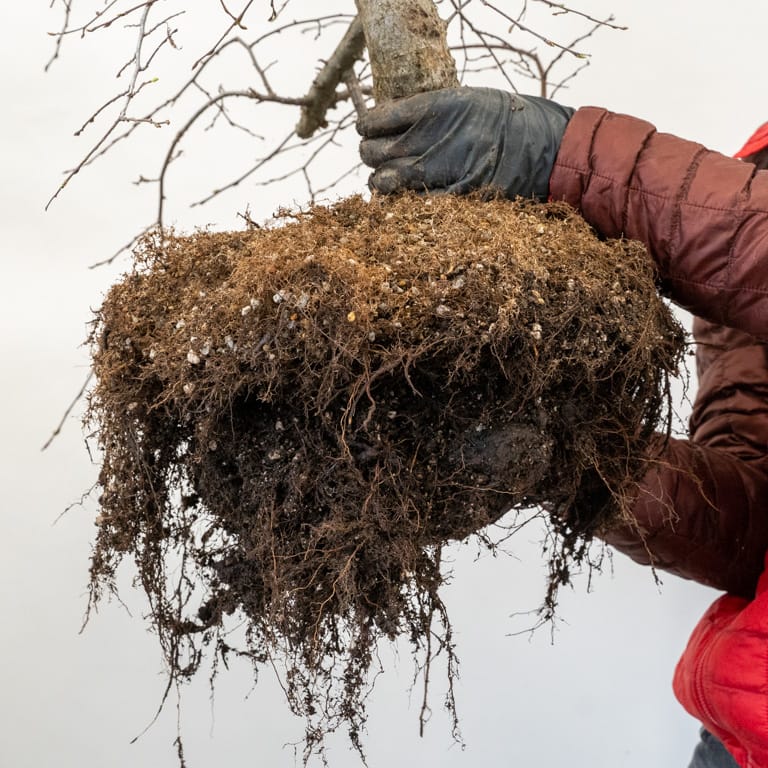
[{"left": 354, "top": 0, "right": 459, "bottom": 102}]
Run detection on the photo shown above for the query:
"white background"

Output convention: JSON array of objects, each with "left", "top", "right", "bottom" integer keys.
[{"left": 2, "top": 2, "right": 763, "bottom": 766}]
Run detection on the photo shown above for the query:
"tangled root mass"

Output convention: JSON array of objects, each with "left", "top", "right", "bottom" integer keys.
[{"left": 87, "top": 194, "right": 685, "bottom": 759}]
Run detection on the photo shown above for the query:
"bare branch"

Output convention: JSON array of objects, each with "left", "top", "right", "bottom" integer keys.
[
  {"left": 156, "top": 89, "right": 306, "bottom": 226},
  {"left": 188, "top": 130, "right": 297, "bottom": 208},
  {"left": 193, "top": 81, "right": 264, "bottom": 138},
  {"left": 42, "top": 370, "right": 93, "bottom": 451},
  {"left": 45, "top": 1, "right": 623, "bottom": 244},
  {"left": 45, "top": 0, "right": 72, "bottom": 71},
  {"left": 46, "top": 12, "right": 362, "bottom": 211},
  {"left": 448, "top": 2, "right": 521, "bottom": 92},
  {"left": 191, "top": 0, "right": 256, "bottom": 70},
  {"left": 45, "top": 3, "right": 177, "bottom": 209},
  {"left": 343, "top": 69, "right": 369, "bottom": 119},
  {"left": 480, "top": 1, "right": 592, "bottom": 59},
  {"left": 121, "top": 3, "right": 153, "bottom": 111},
  {"left": 52, "top": 1, "right": 161, "bottom": 37},
  {"left": 89, "top": 224, "right": 156, "bottom": 269},
  {"left": 218, "top": 0, "right": 248, "bottom": 27},
  {"left": 533, "top": 0, "right": 627, "bottom": 31},
  {"left": 295, "top": 16, "right": 366, "bottom": 139}
]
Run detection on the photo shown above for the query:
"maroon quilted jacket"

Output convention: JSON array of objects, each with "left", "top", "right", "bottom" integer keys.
[
  {"left": 549, "top": 109, "right": 768, "bottom": 766},
  {"left": 549, "top": 107, "right": 768, "bottom": 599}
]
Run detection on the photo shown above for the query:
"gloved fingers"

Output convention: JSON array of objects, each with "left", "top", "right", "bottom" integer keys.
[
  {"left": 360, "top": 134, "right": 410, "bottom": 168},
  {"left": 356, "top": 91, "right": 442, "bottom": 138},
  {"left": 368, "top": 157, "right": 428, "bottom": 195}
]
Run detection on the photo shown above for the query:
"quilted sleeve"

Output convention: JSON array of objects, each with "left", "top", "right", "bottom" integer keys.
[
  {"left": 549, "top": 107, "right": 768, "bottom": 595},
  {"left": 601, "top": 321, "right": 768, "bottom": 597},
  {"left": 550, "top": 107, "right": 768, "bottom": 340}
]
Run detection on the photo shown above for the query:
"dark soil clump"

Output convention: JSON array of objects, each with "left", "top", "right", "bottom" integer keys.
[{"left": 86, "top": 193, "right": 685, "bottom": 758}]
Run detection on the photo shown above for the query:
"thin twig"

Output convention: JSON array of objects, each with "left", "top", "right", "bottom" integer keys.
[
  {"left": 157, "top": 90, "right": 305, "bottom": 226},
  {"left": 42, "top": 370, "right": 93, "bottom": 451},
  {"left": 46, "top": 1, "right": 620, "bottom": 253},
  {"left": 533, "top": 0, "right": 627, "bottom": 30},
  {"left": 192, "top": 0, "right": 256, "bottom": 70},
  {"left": 45, "top": 0, "right": 72, "bottom": 71},
  {"left": 343, "top": 69, "right": 368, "bottom": 118}
]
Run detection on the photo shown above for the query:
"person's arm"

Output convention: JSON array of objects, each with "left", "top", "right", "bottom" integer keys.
[
  {"left": 550, "top": 107, "right": 768, "bottom": 339},
  {"left": 603, "top": 321, "right": 768, "bottom": 597},
  {"left": 548, "top": 111, "right": 768, "bottom": 593},
  {"left": 357, "top": 89, "right": 768, "bottom": 593}
]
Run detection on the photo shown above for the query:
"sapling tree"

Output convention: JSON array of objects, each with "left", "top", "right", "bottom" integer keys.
[{"left": 47, "top": 3, "right": 673, "bottom": 766}]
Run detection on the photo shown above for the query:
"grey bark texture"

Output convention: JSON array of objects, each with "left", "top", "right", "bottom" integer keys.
[{"left": 354, "top": 0, "right": 459, "bottom": 102}]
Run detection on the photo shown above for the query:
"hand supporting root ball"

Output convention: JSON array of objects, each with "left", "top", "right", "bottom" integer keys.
[{"left": 357, "top": 87, "right": 574, "bottom": 200}]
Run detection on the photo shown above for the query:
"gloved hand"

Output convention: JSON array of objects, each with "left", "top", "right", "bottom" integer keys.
[{"left": 357, "top": 87, "right": 574, "bottom": 200}]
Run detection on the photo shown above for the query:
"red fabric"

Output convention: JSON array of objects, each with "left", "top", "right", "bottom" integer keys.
[
  {"left": 735, "top": 122, "right": 768, "bottom": 158},
  {"left": 673, "top": 556, "right": 768, "bottom": 768}
]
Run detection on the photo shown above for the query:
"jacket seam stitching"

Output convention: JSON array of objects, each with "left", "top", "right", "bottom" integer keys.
[
  {"left": 666, "top": 274, "right": 768, "bottom": 296},
  {"left": 667, "top": 147, "right": 708, "bottom": 265},
  {"left": 723, "top": 167, "right": 761, "bottom": 314},
  {"left": 578, "top": 110, "right": 608, "bottom": 201},
  {"left": 622, "top": 127, "right": 656, "bottom": 234},
  {"left": 554, "top": 164, "right": 768, "bottom": 215}
]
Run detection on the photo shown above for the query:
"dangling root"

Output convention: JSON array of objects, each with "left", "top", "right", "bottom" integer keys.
[{"left": 86, "top": 193, "right": 685, "bottom": 759}]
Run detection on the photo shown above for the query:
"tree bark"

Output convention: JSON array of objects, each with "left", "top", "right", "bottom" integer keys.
[
  {"left": 295, "top": 17, "right": 366, "bottom": 139},
  {"left": 354, "top": 0, "right": 459, "bottom": 102}
]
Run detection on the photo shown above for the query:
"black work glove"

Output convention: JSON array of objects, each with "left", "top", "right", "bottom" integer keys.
[{"left": 357, "top": 87, "right": 574, "bottom": 200}]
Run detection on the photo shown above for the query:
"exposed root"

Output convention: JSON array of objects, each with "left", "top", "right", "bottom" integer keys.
[{"left": 86, "top": 192, "right": 685, "bottom": 759}]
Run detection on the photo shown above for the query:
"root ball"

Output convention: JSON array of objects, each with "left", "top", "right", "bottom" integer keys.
[{"left": 87, "top": 193, "right": 685, "bottom": 756}]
